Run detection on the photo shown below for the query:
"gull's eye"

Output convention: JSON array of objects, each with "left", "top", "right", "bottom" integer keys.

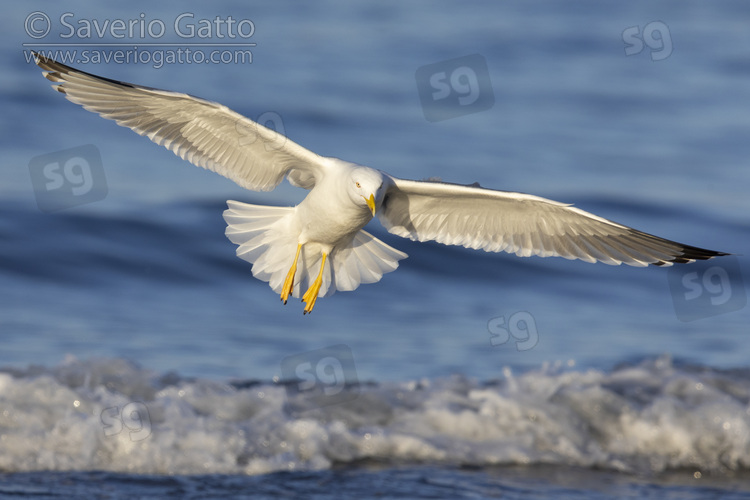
[{"left": 355, "top": 182, "right": 361, "bottom": 188}]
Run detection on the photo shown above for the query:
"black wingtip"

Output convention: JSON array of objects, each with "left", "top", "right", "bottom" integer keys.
[
  {"left": 654, "top": 245, "right": 730, "bottom": 267},
  {"left": 32, "top": 52, "right": 141, "bottom": 92},
  {"left": 33, "top": 51, "right": 57, "bottom": 70}
]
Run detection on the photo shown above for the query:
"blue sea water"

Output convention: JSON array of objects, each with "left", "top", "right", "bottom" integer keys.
[{"left": 2, "top": 1, "right": 750, "bottom": 498}]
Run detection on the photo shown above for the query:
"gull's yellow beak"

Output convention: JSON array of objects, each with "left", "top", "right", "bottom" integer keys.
[{"left": 365, "top": 194, "right": 376, "bottom": 216}]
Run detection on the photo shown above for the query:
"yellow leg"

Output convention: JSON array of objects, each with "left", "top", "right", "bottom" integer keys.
[
  {"left": 280, "top": 244, "right": 302, "bottom": 304},
  {"left": 302, "top": 252, "right": 327, "bottom": 315}
]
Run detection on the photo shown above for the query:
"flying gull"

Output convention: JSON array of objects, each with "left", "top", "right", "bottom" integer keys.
[{"left": 34, "top": 53, "right": 727, "bottom": 313}]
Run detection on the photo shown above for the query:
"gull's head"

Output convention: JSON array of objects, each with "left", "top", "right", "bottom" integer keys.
[{"left": 349, "top": 167, "right": 385, "bottom": 216}]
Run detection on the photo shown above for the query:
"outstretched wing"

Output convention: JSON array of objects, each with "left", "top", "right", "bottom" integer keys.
[
  {"left": 379, "top": 177, "right": 726, "bottom": 267},
  {"left": 34, "top": 53, "right": 328, "bottom": 191}
]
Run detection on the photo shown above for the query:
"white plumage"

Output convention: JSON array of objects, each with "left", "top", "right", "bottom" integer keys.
[
  {"left": 223, "top": 200, "right": 406, "bottom": 298},
  {"left": 34, "top": 53, "right": 726, "bottom": 313}
]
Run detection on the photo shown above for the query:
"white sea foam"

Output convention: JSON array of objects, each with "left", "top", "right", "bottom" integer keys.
[{"left": 0, "top": 355, "right": 749, "bottom": 475}]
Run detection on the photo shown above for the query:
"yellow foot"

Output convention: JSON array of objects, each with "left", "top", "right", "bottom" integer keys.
[
  {"left": 280, "top": 243, "right": 302, "bottom": 304},
  {"left": 302, "top": 252, "right": 327, "bottom": 315}
]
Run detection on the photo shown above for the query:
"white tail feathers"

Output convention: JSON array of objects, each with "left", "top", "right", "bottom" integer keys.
[{"left": 223, "top": 200, "right": 408, "bottom": 298}]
